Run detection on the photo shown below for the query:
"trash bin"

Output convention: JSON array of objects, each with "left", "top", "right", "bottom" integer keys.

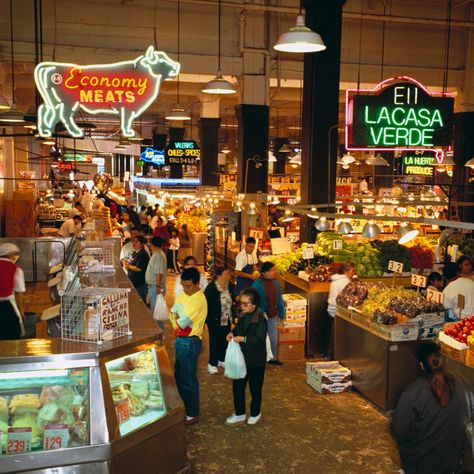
[{"left": 23, "top": 312, "right": 38, "bottom": 339}]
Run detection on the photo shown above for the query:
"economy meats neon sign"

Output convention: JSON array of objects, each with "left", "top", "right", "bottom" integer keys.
[
  {"left": 34, "top": 46, "right": 180, "bottom": 138},
  {"left": 345, "top": 76, "right": 454, "bottom": 152}
]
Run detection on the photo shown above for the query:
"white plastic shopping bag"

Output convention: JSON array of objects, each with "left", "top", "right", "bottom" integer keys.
[
  {"left": 224, "top": 340, "right": 247, "bottom": 379},
  {"left": 265, "top": 334, "right": 273, "bottom": 362},
  {"left": 153, "top": 294, "right": 169, "bottom": 322}
]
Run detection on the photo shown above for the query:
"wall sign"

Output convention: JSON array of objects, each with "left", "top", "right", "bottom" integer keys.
[
  {"left": 346, "top": 76, "right": 454, "bottom": 151},
  {"left": 140, "top": 146, "right": 165, "bottom": 166},
  {"left": 35, "top": 46, "right": 180, "bottom": 138},
  {"left": 55, "top": 162, "right": 75, "bottom": 172},
  {"left": 166, "top": 140, "right": 200, "bottom": 165}
]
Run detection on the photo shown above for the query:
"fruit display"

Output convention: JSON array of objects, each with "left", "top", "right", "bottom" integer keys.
[
  {"left": 407, "top": 244, "right": 434, "bottom": 270},
  {"left": 373, "top": 308, "right": 398, "bottom": 325},
  {"left": 177, "top": 211, "right": 207, "bottom": 234},
  {"left": 336, "top": 281, "right": 372, "bottom": 308},
  {"left": 444, "top": 316, "right": 474, "bottom": 345},
  {"left": 389, "top": 296, "right": 444, "bottom": 317},
  {"left": 266, "top": 248, "right": 304, "bottom": 274},
  {"left": 371, "top": 240, "right": 412, "bottom": 273},
  {"left": 305, "top": 263, "right": 336, "bottom": 282},
  {"left": 360, "top": 286, "right": 417, "bottom": 318}
]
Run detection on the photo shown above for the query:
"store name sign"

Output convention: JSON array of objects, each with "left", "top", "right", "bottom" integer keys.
[
  {"left": 346, "top": 77, "right": 454, "bottom": 150},
  {"left": 140, "top": 147, "right": 165, "bottom": 166},
  {"left": 34, "top": 46, "right": 180, "bottom": 139},
  {"left": 166, "top": 141, "right": 200, "bottom": 165}
]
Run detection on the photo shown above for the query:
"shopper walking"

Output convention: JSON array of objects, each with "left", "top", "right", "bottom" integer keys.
[
  {"left": 123, "top": 235, "right": 150, "bottom": 303},
  {"left": 234, "top": 237, "right": 259, "bottom": 295},
  {"left": 392, "top": 342, "right": 468, "bottom": 474},
  {"left": 178, "top": 223, "right": 192, "bottom": 262},
  {"left": 226, "top": 287, "right": 267, "bottom": 426},
  {"left": 168, "top": 230, "right": 180, "bottom": 273},
  {"left": 175, "top": 256, "right": 208, "bottom": 298},
  {"left": 204, "top": 268, "right": 234, "bottom": 375},
  {"left": 0, "top": 243, "right": 26, "bottom": 340},
  {"left": 146, "top": 237, "right": 167, "bottom": 330},
  {"left": 252, "top": 261, "right": 285, "bottom": 365},
  {"left": 170, "top": 267, "right": 208, "bottom": 426}
]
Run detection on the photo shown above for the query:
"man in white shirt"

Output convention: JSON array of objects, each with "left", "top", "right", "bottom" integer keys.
[
  {"left": 234, "top": 237, "right": 259, "bottom": 294},
  {"left": 58, "top": 215, "right": 82, "bottom": 237},
  {"left": 443, "top": 263, "right": 474, "bottom": 318},
  {"left": 68, "top": 201, "right": 84, "bottom": 218}
]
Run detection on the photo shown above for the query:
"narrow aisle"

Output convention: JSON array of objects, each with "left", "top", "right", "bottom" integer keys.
[{"left": 163, "top": 273, "right": 399, "bottom": 474}]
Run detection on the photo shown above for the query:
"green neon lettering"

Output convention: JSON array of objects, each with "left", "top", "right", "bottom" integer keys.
[
  {"left": 364, "top": 106, "right": 376, "bottom": 124},
  {"left": 383, "top": 127, "right": 396, "bottom": 145},
  {"left": 417, "top": 108, "right": 431, "bottom": 127},
  {"left": 422, "top": 129, "right": 434, "bottom": 146},
  {"left": 405, "top": 108, "right": 418, "bottom": 126},
  {"left": 430, "top": 109, "right": 443, "bottom": 127},
  {"left": 391, "top": 107, "right": 405, "bottom": 126},
  {"left": 396, "top": 127, "right": 409, "bottom": 145},
  {"left": 409, "top": 128, "right": 422, "bottom": 145},
  {"left": 370, "top": 127, "right": 384, "bottom": 145},
  {"left": 377, "top": 107, "right": 390, "bottom": 125}
]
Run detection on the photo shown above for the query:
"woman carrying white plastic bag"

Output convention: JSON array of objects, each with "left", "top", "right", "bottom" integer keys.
[
  {"left": 224, "top": 340, "right": 247, "bottom": 379},
  {"left": 225, "top": 287, "right": 267, "bottom": 427}
]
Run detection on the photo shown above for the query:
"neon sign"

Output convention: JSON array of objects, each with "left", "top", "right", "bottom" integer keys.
[
  {"left": 34, "top": 46, "right": 180, "bottom": 138},
  {"left": 166, "top": 141, "right": 200, "bottom": 165},
  {"left": 346, "top": 76, "right": 454, "bottom": 151},
  {"left": 140, "top": 147, "right": 165, "bottom": 166}
]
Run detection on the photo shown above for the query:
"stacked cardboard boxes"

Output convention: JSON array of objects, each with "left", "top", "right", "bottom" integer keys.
[
  {"left": 277, "top": 294, "right": 307, "bottom": 360},
  {"left": 306, "top": 361, "right": 352, "bottom": 394}
]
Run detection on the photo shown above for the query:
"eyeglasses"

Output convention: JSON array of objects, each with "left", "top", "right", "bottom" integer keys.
[{"left": 240, "top": 301, "right": 253, "bottom": 307}]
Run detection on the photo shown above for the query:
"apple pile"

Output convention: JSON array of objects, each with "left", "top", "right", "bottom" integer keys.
[{"left": 444, "top": 316, "right": 474, "bottom": 345}]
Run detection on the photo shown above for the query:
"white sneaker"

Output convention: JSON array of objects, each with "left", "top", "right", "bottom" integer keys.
[
  {"left": 226, "top": 414, "right": 246, "bottom": 424},
  {"left": 207, "top": 364, "right": 218, "bottom": 375},
  {"left": 247, "top": 414, "right": 261, "bottom": 425},
  {"left": 218, "top": 361, "right": 225, "bottom": 368}
]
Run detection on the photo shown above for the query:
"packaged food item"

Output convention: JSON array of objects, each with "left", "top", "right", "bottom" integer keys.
[
  {"left": 0, "top": 396, "right": 8, "bottom": 423},
  {"left": 37, "top": 403, "right": 74, "bottom": 430},
  {"left": 9, "top": 394, "right": 41, "bottom": 417},
  {"left": 11, "top": 413, "right": 42, "bottom": 447},
  {"left": 83, "top": 304, "right": 99, "bottom": 340}
]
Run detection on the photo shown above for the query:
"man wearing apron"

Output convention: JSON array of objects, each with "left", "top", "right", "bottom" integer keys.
[
  {"left": 0, "top": 243, "right": 26, "bottom": 340},
  {"left": 235, "top": 237, "right": 259, "bottom": 295}
]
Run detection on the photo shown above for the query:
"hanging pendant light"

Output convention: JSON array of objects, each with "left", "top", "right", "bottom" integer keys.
[
  {"left": 165, "top": 106, "right": 191, "bottom": 121},
  {"left": 315, "top": 217, "right": 330, "bottom": 232},
  {"left": 337, "top": 221, "right": 353, "bottom": 235},
  {"left": 202, "top": 0, "right": 236, "bottom": 94},
  {"left": 340, "top": 153, "right": 356, "bottom": 164},
  {"left": 247, "top": 202, "right": 257, "bottom": 215},
  {"left": 0, "top": 94, "right": 10, "bottom": 111},
  {"left": 279, "top": 143, "right": 292, "bottom": 153},
  {"left": 465, "top": 157, "right": 474, "bottom": 169},
  {"left": 268, "top": 150, "right": 277, "bottom": 162},
  {"left": 221, "top": 145, "right": 231, "bottom": 154},
  {"left": 274, "top": 14, "right": 326, "bottom": 53},
  {"left": 362, "top": 220, "right": 381, "bottom": 238},
  {"left": 398, "top": 224, "right": 419, "bottom": 245},
  {"left": 289, "top": 151, "right": 301, "bottom": 165},
  {"left": 365, "top": 153, "right": 389, "bottom": 166},
  {"left": 233, "top": 201, "right": 243, "bottom": 212}
]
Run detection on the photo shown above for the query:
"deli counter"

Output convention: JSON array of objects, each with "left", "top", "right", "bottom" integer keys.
[{"left": 0, "top": 238, "right": 188, "bottom": 474}]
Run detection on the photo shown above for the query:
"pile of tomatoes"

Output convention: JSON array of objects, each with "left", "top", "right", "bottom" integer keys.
[{"left": 444, "top": 316, "right": 474, "bottom": 345}]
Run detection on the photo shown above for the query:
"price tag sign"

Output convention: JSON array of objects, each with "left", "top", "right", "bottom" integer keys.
[
  {"left": 43, "top": 424, "right": 69, "bottom": 450},
  {"left": 302, "top": 246, "right": 315, "bottom": 260},
  {"left": 427, "top": 288, "right": 444, "bottom": 304},
  {"left": 114, "top": 398, "right": 130, "bottom": 425},
  {"left": 6, "top": 428, "right": 32, "bottom": 455},
  {"left": 411, "top": 274, "right": 427, "bottom": 288},
  {"left": 332, "top": 240, "right": 343, "bottom": 250},
  {"left": 388, "top": 260, "right": 403, "bottom": 273}
]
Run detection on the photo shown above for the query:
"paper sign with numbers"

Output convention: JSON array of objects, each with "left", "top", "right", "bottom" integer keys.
[
  {"left": 43, "top": 424, "right": 69, "bottom": 450},
  {"left": 388, "top": 260, "right": 403, "bottom": 273},
  {"left": 302, "top": 246, "right": 315, "bottom": 260},
  {"left": 6, "top": 428, "right": 32, "bottom": 455},
  {"left": 427, "top": 288, "right": 444, "bottom": 304},
  {"left": 114, "top": 398, "right": 131, "bottom": 425},
  {"left": 411, "top": 274, "right": 427, "bottom": 288},
  {"left": 332, "top": 240, "right": 343, "bottom": 250}
]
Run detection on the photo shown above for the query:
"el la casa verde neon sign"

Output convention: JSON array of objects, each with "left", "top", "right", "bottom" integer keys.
[{"left": 345, "top": 77, "right": 455, "bottom": 151}]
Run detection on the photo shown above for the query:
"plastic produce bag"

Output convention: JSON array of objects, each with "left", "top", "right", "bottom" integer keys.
[
  {"left": 153, "top": 294, "right": 169, "bottom": 322},
  {"left": 266, "top": 334, "right": 273, "bottom": 362},
  {"left": 224, "top": 340, "right": 247, "bottom": 380}
]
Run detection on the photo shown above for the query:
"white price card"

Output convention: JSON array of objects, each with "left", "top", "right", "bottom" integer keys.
[
  {"left": 411, "top": 274, "right": 427, "bottom": 288},
  {"left": 427, "top": 288, "right": 444, "bottom": 304},
  {"left": 332, "top": 240, "right": 343, "bottom": 250},
  {"left": 6, "top": 428, "right": 32, "bottom": 455},
  {"left": 388, "top": 260, "right": 403, "bottom": 273},
  {"left": 302, "top": 246, "right": 315, "bottom": 260},
  {"left": 43, "top": 424, "right": 69, "bottom": 451}
]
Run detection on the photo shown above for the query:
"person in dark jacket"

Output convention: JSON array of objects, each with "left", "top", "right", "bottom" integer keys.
[
  {"left": 123, "top": 235, "right": 150, "bottom": 303},
  {"left": 204, "top": 268, "right": 234, "bottom": 375},
  {"left": 392, "top": 342, "right": 468, "bottom": 474},
  {"left": 226, "top": 287, "right": 267, "bottom": 426}
]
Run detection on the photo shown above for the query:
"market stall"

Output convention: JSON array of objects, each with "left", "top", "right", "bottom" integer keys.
[{"left": 0, "top": 238, "right": 188, "bottom": 474}]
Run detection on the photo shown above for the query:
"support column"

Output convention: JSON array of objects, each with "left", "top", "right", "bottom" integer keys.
[
  {"left": 200, "top": 118, "right": 220, "bottom": 186},
  {"left": 300, "top": 0, "right": 346, "bottom": 241},
  {"left": 273, "top": 137, "right": 289, "bottom": 175},
  {"left": 168, "top": 127, "right": 184, "bottom": 179},
  {"left": 236, "top": 104, "right": 269, "bottom": 193}
]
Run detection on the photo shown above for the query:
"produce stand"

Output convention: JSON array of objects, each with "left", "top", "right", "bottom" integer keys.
[{"left": 0, "top": 239, "right": 188, "bottom": 474}]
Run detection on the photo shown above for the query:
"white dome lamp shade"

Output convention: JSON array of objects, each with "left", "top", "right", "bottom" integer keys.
[
  {"left": 340, "top": 153, "right": 356, "bottom": 164},
  {"left": 202, "top": 73, "right": 236, "bottom": 94},
  {"left": 165, "top": 106, "right": 191, "bottom": 121},
  {"left": 337, "top": 221, "right": 353, "bottom": 235},
  {"left": 268, "top": 150, "right": 277, "bottom": 162},
  {"left": 362, "top": 220, "right": 381, "bottom": 238},
  {"left": 398, "top": 224, "right": 419, "bottom": 245},
  {"left": 274, "top": 15, "right": 326, "bottom": 53},
  {"left": 365, "top": 153, "right": 389, "bottom": 166}
]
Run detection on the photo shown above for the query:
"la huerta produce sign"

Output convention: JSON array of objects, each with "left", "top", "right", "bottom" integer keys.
[{"left": 346, "top": 77, "right": 454, "bottom": 150}]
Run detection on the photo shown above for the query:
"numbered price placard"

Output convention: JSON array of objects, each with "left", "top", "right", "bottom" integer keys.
[
  {"left": 388, "top": 260, "right": 404, "bottom": 274},
  {"left": 6, "top": 428, "right": 32, "bottom": 455},
  {"left": 427, "top": 288, "right": 444, "bottom": 304},
  {"left": 43, "top": 424, "right": 69, "bottom": 451},
  {"left": 411, "top": 274, "right": 428, "bottom": 288},
  {"left": 302, "top": 246, "right": 315, "bottom": 260},
  {"left": 332, "top": 240, "right": 343, "bottom": 251},
  {"left": 114, "top": 398, "right": 131, "bottom": 425}
]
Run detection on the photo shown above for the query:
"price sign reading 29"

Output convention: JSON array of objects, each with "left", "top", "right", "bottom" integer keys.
[{"left": 346, "top": 76, "right": 454, "bottom": 150}]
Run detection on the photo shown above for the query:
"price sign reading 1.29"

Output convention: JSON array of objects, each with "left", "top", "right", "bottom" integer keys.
[{"left": 43, "top": 424, "right": 69, "bottom": 450}]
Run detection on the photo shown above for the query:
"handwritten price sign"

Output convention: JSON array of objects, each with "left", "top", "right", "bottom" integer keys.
[
  {"left": 43, "top": 424, "right": 69, "bottom": 450},
  {"left": 388, "top": 260, "right": 403, "bottom": 274},
  {"left": 6, "top": 428, "right": 32, "bottom": 455},
  {"left": 427, "top": 288, "right": 444, "bottom": 304},
  {"left": 411, "top": 274, "right": 427, "bottom": 288},
  {"left": 114, "top": 398, "right": 131, "bottom": 425},
  {"left": 302, "top": 246, "right": 315, "bottom": 260},
  {"left": 332, "top": 240, "right": 343, "bottom": 250}
]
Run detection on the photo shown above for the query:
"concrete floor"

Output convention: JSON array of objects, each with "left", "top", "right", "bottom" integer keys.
[{"left": 164, "top": 273, "right": 401, "bottom": 474}]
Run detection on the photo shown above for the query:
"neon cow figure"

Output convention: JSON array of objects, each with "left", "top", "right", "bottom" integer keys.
[{"left": 34, "top": 46, "right": 180, "bottom": 138}]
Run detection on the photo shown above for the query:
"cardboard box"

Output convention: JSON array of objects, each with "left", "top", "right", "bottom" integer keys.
[
  {"left": 278, "top": 341, "right": 305, "bottom": 360},
  {"left": 278, "top": 326, "right": 306, "bottom": 342},
  {"left": 286, "top": 305, "right": 307, "bottom": 314},
  {"left": 440, "top": 341, "right": 467, "bottom": 364},
  {"left": 283, "top": 293, "right": 308, "bottom": 307},
  {"left": 286, "top": 309, "right": 307, "bottom": 320},
  {"left": 466, "top": 349, "right": 474, "bottom": 369},
  {"left": 307, "top": 375, "right": 352, "bottom": 394},
  {"left": 285, "top": 314, "right": 307, "bottom": 323},
  {"left": 306, "top": 361, "right": 351, "bottom": 384},
  {"left": 280, "top": 321, "right": 306, "bottom": 328},
  {"left": 419, "top": 324, "right": 443, "bottom": 340}
]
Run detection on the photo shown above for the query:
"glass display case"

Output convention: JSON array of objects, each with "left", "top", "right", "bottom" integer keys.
[
  {"left": 105, "top": 348, "right": 166, "bottom": 437},
  {"left": 0, "top": 367, "right": 89, "bottom": 455}
]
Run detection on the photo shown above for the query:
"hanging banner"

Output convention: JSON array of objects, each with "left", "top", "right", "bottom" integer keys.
[
  {"left": 35, "top": 46, "right": 180, "bottom": 138},
  {"left": 345, "top": 76, "right": 454, "bottom": 152},
  {"left": 166, "top": 140, "right": 200, "bottom": 165}
]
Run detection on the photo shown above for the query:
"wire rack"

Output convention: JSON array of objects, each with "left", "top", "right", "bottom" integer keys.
[
  {"left": 61, "top": 287, "right": 131, "bottom": 344},
  {"left": 77, "top": 240, "right": 116, "bottom": 273}
]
